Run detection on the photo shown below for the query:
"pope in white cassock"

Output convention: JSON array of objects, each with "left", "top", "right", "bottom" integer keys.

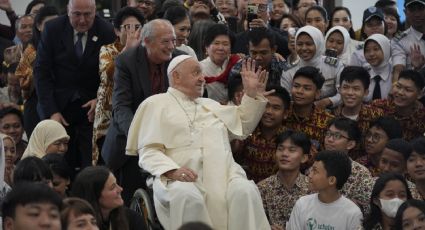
[{"left": 126, "top": 55, "right": 271, "bottom": 230}]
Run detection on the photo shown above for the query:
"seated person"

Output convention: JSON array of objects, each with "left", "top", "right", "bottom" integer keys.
[
  {"left": 394, "top": 199, "right": 425, "bottom": 230},
  {"left": 22, "top": 119, "right": 69, "bottom": 159},
  {"left": 42, "top": 154, "right": 72, "bottom": 198},
  {"left": 323, "top": 117, "right": 374, "bottom": 214},
  {"left": 363, "top": 173, "right": 412, "bottom": 230},
  {"left": 284, "top": 66, "right": 334, "bottom": 168},
  {"left": 229, "top": 28, "right": 288, "bottom": 87},
  {"left": 357, "top": 116, "right": 403, "bottom": 177},
  {"left": 287, "top": 150, "right": 363, "bottom": 229},
  {"left": 372, "top": 70, "right": 425, "bottom": 141},
  {"left": 234, "top": 86, "right": 290, "bottom": 182},
  {"left": 61, "top": 197, "right": 99, "bottom": 230},
  {"left": 0, "top": 107, "right": 27, "bottom": 162},
  {"left": 257, "top": 130, "right": 311, "bottom": 229},
  {"left": 125, "top": 56, "right": 270, "bottom": 230},
  {"left": 407, "top": 137, "right": 425, "bottom": 200},
  {"left": 2, "top": 182, "right": 61, "bottom": 230},
  {"left": 332, "top": 66, "right": 384, "bottom": 159},
  {"left": 13, "top": 156, "right": 53, "bottom": 187}
]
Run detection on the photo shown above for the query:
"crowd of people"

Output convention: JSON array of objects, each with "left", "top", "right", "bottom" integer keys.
[{"left": 0, "top": 0, "right": 425, "bottom": 229}]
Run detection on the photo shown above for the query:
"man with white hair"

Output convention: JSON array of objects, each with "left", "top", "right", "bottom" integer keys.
[
  {"left": 126, "top": 56, "right": 271, "bottom": 230},
  {"left": 102, "top": 19, "right": 186, "bottom": 205},
  {"left": 34, "top": 0, "right": 115, "bottom": 170}
]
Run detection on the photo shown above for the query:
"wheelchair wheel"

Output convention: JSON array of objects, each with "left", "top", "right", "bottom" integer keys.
[{"left": 130, "top": 188, "right": 162, "bottom": 230}]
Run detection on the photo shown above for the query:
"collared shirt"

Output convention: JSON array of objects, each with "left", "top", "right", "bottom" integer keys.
[
  {"left": 257, "top": 173, "right": 310, "bottom": 228},
  {"left": 92, "top": 39, "right": 124, "bottom": 164},
  {"left": 241, "top": 125, "right": 286, "bottom": 182},
  {"left": 365, "top": 65, "right": 393, "bottom": 102},
  {"left": 284, "top": 104, "right": 335, "bottom": 168},
  {"left": 73, "top": 30, "right": 88, "bottom": 52},
  {"left": 392, "top": 26, "right": 425, "bottom": 69},
  {"left": 341, "top": 160, "right": 374, "bottom": 215},
  {"left": 371, "top": 99, "right": 425, "bottom": 141}
]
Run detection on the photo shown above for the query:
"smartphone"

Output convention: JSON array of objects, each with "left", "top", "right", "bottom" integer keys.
[
  {"left": 325, "top": 49, "right": 338, "bottom": 58},
  {"left": 247, "top": 4, "right": 258, "bottom": 27}
]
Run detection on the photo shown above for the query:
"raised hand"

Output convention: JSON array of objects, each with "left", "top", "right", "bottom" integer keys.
[
  {"left": 0, "top": 0, "right": 12, "bottom": 12},
  {"left": 122, "top": 26, "right": 142, "bottom": 52},
  {"left": 240, "top": 58, "right": 273, "bottom": 98},
  {"left": 410, "top": 43, "right": 425, "bottom": 70}
]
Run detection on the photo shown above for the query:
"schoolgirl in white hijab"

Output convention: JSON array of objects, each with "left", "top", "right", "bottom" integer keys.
[
  {"left": 363, "top": 34, "right": 393, "bottom": 102},
  {"left": 325, "top": 26, "right": 351, "bottom": 66},
  {"left": 281, "top": 25, "right": 344, "bottom": 108}
]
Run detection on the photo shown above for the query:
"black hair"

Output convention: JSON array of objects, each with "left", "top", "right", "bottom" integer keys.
[
  {"left": 382, "top": 6, "right": 402, "bottom": 35},
  {"left": 266, "top": 85, "right": 291, "bottom": 109},
  {"left": 329, "top": 7, "right": 355, "bottom": 39},
  {"left": 42, "top": 154, "right": 72, "bottom": 180},
  {"left": 278, "top": 13, "right": 302, "bottom": 29},
  {"left": 25, "top": 0, "right": 45, "bottom": 15},
  {"left": 158, "top": 0, "right": 184, "bottom": 18},
  {"left": 203, "top": 23, "right": 235, "bottom": 49},
  {"left": 5, "top": 63, "right": 18, "bottom": 74},
  {"left": 369, "top": 116, "right": 402, "bottom": 140},
  {"left": 113, "top": 6, "right": 145, "bottom": 30},
  {"left": 327, "top": 117, "right": 361, "bottom": 143},
  {"left": 363, "top": 173, "right": 412, "bottom": 230},
  {"left": 385, "top": 138, "right": 412, "bottom": 161},
  {"left": 339, "top": 66, "right": 371, "bottom": 89},
  {"left": 227, "top": 74, "right": 243, "bottom": 102},
  {"left": 292, "top": 0, "right": 318, "bottom": 9},
  {"left": 410, "top": 137, "right": 425, "bottom": 158},
  {"left": 375, "top": 0, "right": 397, "bottom": 8},
  {"left": 13, "top": 156, "right": 53, "bottom": 184},
  {"left": 2, "top": 182, "right": 62, "bottom": 227},
  {"left": 0, "top": 107, "right": 24, "bottom": 126},
  {"left": 188, "top": 19, "right": 216, "bottom": 60},
  {"left": 315, "top": 150, "right": 352, "bottom": 190},
  {"left": 32, "top": 6, "right": 59, "bottom": 48},
  {"left": 72, "top": 166, "right": 129, "bottom": 230},
  {"left": 276, "top": 130, "right": 311, "bottom": 155},
  {"left": 398, "top": 69, "right": 425, "bottom": 91},
  {"left": 178, "top": 222, "right": 213, "bottom": 230},
  {"left": 248, "top": 28, "right": 276, "bottom": 49},
  {"left": 394, "top": 199, "right": 425, "bottom": 229},
  {"left": 305, "top": 5, "right": 328, "bottom": 22},
  {"left": 293, "top": 66, "right": 325, "bottom": 90},
  {"left": 163, "top": 6, "right": 190, "bottom": 25}
]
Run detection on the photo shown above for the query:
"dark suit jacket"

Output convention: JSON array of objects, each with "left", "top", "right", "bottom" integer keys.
[
  {"left": 102, "top": 46, "right": 186, "bottom": 170},
  {"left": 34, "top": 15, "right": 115, "bottom": 119}
]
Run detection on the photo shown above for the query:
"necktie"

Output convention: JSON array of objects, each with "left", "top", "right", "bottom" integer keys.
[
  {"left": 75, "top": 32, "right": 84, "bottom": 58},
  {"left": 372, "top": 75, "right": 381, "bottom": 100}
]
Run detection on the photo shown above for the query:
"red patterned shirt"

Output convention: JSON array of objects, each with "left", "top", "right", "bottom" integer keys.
[
  {"left": 371, "top": 99, "right": 425, "bottom": 141},
  {"left": 240, "top": 126, "right": 286, "bottom": 182}
]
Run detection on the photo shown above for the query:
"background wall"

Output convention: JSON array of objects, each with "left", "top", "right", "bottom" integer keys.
[{"left": 0, "top": 0, "right": 32, "bottom": 26}]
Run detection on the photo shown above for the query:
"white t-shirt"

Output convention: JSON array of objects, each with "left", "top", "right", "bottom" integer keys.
[{"left": 287, "top": 193, "right": 363, "bottom": 230}]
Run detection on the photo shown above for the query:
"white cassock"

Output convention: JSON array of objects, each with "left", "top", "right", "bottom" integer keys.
[{"left": 126, "top": 87, "right": 271, "bottom": 230}]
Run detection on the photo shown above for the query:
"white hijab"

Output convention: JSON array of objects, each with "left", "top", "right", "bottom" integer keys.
[
  {"left": 325, "top": 26, "right": 350, "bottom": 57},
  {"left": 295, "top": 25, "right": 325, "bottom": 67},
  {"left": 364, "top": 34, "right": 391, "bottom": 73},
  {"left": 0, "top": 134, "right": 11, "bottom": 189},
  {"left": 22, "top": 120, "right": 69, "bottom": 159}
]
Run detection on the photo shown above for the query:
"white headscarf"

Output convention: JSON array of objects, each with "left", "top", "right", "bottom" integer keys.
[
  {"left": 22, "top": 120, "right": 69, "bottom": 159},
  {"left": 364, "top": 34, "right": 391, "bottom": 72},
  {"left": 325, "top": 26, "right": 350, "bottom": 56},
  {"left": 0, "top": 134, "right": 12, "bottom": 189},
  {"left": 295, "top": 25, "right": 325, "bottom": 67}
]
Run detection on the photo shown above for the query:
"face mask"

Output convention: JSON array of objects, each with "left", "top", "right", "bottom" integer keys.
[{"left": 379, "top": 198, "right": 405, "bottom": 218}]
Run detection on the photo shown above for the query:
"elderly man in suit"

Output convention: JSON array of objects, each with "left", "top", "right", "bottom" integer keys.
[
  {"left": 34, "top": 0, "right": 115, "bottom": 170},
  {"left": 102, "top": 19, "right": 185, "bottom": 205}
]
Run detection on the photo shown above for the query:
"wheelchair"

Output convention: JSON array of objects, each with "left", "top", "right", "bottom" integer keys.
[{"left": 129, "top": 172, "right": 164, "bottom": 230}]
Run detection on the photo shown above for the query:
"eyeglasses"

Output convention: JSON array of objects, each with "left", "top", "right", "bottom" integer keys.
[
  {"left": 325, "top": 131, "right": 350, "bottom": 140},
  {"left": 365, "top": 132, "right": 384, "bottom": 143},
  {"left": 120, "top": 24, "right": 142, "bottom": 31}
]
